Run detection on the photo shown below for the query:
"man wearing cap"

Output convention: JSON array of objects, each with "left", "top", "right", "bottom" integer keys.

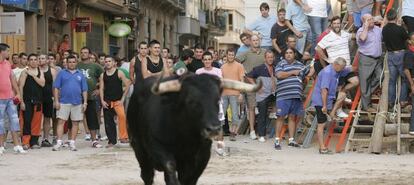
[{"left": 172, "top": 49, "right": 194, "bottom": 76}]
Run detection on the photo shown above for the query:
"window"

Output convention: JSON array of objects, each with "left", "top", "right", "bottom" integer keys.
[
  {"left": 86, "top": 23, "right": 103, "bottom": 52},
  {"left": 148, "top": 18, "right": 151, "bottom": 43},
  {"left": 228, "top": 13, "right": 233, "bottom": 31}
]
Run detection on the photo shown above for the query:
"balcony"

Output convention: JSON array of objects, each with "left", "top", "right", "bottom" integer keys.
[
  {"left": 206, "top": 9, "right": 226, "bottom": 36},
  {"left": 79, "top": 0, "right": 139, "bottom": 17},
  {"left": 144, "top": 0, "right": 184, "bottom": 11},
  {"left": 199, "top": 9, "right": 207, "bottom": 29},
  {"left": 178, "top": 16, "right": 200, "bottom": 36},
  {"left": 1, "top": 0, "right": 40, "bottom": 13}
]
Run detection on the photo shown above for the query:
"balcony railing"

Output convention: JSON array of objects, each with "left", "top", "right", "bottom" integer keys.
[
  {"left": 206, "top": 9, "right": 226, "bottom": 33},
  {"left": 123, "top": 0, "right": 139, "bottom": 9}
]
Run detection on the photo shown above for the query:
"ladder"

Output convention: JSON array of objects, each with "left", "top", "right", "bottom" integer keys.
[
  {"left": 344, "top": 70, "right": 413, "bottom": 154},
  {"left": 395, "top": 77, "right": 414, "bottom": 154},
  {"left": 344, "top": 95, "right": 375, "bottom": 152}
]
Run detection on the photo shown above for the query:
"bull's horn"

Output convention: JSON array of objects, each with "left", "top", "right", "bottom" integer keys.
[
  {"left": 151, "top": 79, "right": 182, "bottom": 95},
  {"left": 221, "top": 79, "right": 262, "bottom": 92}
]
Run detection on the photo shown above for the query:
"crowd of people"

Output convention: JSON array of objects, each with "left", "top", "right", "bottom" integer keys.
[{"left": 0, "top": 0, "right": 414, "bottom": 156}]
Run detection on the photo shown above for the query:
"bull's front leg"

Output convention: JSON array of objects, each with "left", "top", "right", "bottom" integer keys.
[
  {"left": 164, "top": 160, "right": 180, "bottom": 185},
  {"left": 178, "top": 140, "right": 212, "bottom": 185}
]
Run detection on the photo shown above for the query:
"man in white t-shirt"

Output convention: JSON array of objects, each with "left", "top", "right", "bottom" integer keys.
[
  {"left": 195, "top": 52, "right": 222, "bottom": 77},
  {"left": 402, "top": 0, "right": 414, "bottom": 33},
  {"left": 293, "top": 0, "right": 328, "bottom": 55},
  {"left": 316, "top": 16, "right": 359, "bottom": 119},
  {"left": 316, "top": 16, "right": 351, "bottom": 66},
  {"left": 195, "top": 51, "right": 225, "bottom": 156}
]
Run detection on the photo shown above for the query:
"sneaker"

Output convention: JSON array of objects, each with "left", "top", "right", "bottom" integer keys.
[
  {"left": 250, "top": 131, "right": 257, "bottom": 140},
  {"left": 344, "top": 98, "right": 352, "bottom": 104},
  {"left": 288, "top": 139, "right": 300, "bottom": 147},
  {"left": 52, "top": 144, "right": 61, "bottom": 151},
  {"left": 84, "top": 134, "right": 91, "bottom": 141},
  {"left": 69, "top": 142, "right": 77, "bottom": 151},
  {"left": 106, "top": 143, "right": 114, "bottom": 148},
  {"left": 62, "top": 141, "right": 70, "bottom": 148},
  {"left": 92, "top": 141, "right": 103, "bottom": 148},
  {"left": 119, "top": 139, "right": 129, "bottom": 144},
  {"left": 229, "top": 133, "right": 236, "bottom": 141},
  {"left": 319, "top": 148, "right": 333, "bottom": 154},
  {"left": 336, "top": 109, "right": 348, "bottom": 118},
  {"left": 258, "top": 137, "right": 266, "bottom": 143},
  {"left": 274, "top": 139, "right": 281, "bottom": 150},
  {"left": 269, "top": 112, "right": 277, "bottom": 119},
  {"left": 364, "top": 107, "right": 377, "bottom": 113},
  {"left": 0, "top": 147, "right": 5, "bottom": 155},
  {"left": 41, "top": 139, "right": 53, "bottom": 147},
  {"left": 31, "top": 144, "right": 41, "bottom": 149},
  {"left": 215, "top": 147, "right": 225, "bottom": 156},
  {"left": 100, "top": 136, "right": 108, "bottom": 141},
  {"left": 14, "top": 145, "right": 27, "bottom": 154}
]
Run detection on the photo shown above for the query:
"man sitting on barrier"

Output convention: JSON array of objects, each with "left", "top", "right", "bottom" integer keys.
[{"left": 311, "top": 57, "right": 350, "bottom": 154}]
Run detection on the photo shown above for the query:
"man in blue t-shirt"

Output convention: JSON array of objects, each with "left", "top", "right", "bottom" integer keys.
[
  {"left": 244, "top": 2, "right": 277, "bottom": 50},
  {"left": 53, "top": 55, "right": 88, "bottom": 152},
  {"left": 236, "top": 33, "right": 251, "bottom": 57},
  {"left": 311, "top": 57, "right": 350, "bottom": 154}
]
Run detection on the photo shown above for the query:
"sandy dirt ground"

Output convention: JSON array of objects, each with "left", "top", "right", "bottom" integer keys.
[{"left": 1, "top": 135, "right": 414, "bottom": 185}]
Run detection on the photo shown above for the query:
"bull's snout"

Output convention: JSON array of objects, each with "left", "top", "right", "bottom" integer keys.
[{"left": 202, "top": 125, "right": 221, "bottom": 138}]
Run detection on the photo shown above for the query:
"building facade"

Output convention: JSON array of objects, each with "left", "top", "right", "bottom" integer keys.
[
  {"left": 0, "top": 0, "right": 183, "bottom": 60},
  {"left": 216, "top": 0, "right": 245, "bottom": 51},
  {"left": 178, "top": 0, "right": 225, "bottom": 52}
]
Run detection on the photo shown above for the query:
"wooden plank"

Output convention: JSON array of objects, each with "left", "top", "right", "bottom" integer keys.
[{"left": 370, "top": 54, "right": 389, "bottom": 154}]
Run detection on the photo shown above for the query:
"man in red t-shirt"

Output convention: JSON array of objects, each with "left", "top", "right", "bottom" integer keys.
[{"left": 0, "top": 43, "right": 26, "bottom": 154}]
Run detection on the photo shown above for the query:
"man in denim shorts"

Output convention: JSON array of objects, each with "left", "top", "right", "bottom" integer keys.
[
  {"left": 53, "top": 55, "right": 88, "bottom": 151},
  {"left": 0, "top": 43, "right": 26, "bottom": 154}
]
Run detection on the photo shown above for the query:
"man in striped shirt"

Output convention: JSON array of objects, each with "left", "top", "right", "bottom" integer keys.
[
  {"left": 316, "top": 16, "right": 359, "bottom": 118},
  {"left": 274, "top": 47, "right": 313, "bottom": 150}
]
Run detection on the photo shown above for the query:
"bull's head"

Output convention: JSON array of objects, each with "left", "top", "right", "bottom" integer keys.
[{"left": 151, "top": 74, "right": 262, "bottom": 138}]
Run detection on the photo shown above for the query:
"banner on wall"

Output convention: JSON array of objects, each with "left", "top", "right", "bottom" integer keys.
[
  {"left": 1, "top": 0, "right": 26, "bottom": 4},
  {"left": 71, "top": 17, "right": 92, "bottom": 32},
  {"left": 0, "top": 12, "right": 25, "bottom": 35}
]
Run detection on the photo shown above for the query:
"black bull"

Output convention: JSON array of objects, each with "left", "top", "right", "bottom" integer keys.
[{"left": 127, "top": 74, "right": 261, "bottom": 185}]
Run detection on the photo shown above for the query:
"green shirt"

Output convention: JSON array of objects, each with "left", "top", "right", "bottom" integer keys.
[
  {"left": 118, "top": 67, "right": 130, "bottom": 80},
  {"left": 236, "top": 48, "right": 266, "bottom": 74},
  {"left": 77, "top": 62, "right": 104, "bottom": 100},
  {"left": 173, "top": 60, "right": 188, "bottom": 75}
]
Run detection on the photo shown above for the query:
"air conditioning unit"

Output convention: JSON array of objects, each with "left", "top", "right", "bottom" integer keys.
[
  {"left": 124, "top": 0, "right": 139, "bottom": 9},
  {"left": 53, "top": 0, "right": 67, "bottom": 19}
]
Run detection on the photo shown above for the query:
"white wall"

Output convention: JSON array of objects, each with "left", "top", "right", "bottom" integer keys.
[{"left": 186, "top": 0, "right": 200, "bottom": 19}]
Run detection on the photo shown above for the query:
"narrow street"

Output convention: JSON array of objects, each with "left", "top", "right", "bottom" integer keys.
[{"left": 1, "top": 134, "right": 414, "bottom": 185}]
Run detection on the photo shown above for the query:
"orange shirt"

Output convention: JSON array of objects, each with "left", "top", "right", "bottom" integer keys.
[
  {"left": 221, "top": 61, "right": 245, "bottom": 96},
  {"left": 58, "top": 41, "right": 70, "bottom": 54}
]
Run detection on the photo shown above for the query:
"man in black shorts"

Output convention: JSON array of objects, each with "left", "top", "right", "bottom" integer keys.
[
  {"left": 39, "top": 54, "right": 57, "bottom": 147},
  {"left": 311, "top": 57, "right": 349, "bottom": 154},
  {"left": 77, "top": 47, "right": 104, "bottom": 148}
]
